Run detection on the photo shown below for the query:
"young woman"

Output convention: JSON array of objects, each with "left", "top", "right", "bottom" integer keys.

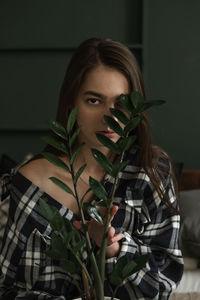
[{"left": 0, "top": 38, "right": 183, "bottom": 299}]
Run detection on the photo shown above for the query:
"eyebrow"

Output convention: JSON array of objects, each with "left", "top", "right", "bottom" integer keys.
[{"left": 83, "top": 91, "right": 106, "bottom": 99}]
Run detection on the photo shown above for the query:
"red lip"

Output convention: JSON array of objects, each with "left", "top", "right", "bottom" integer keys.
[{"left": 98, "top": 131, "right": 116, "bottom": 138}]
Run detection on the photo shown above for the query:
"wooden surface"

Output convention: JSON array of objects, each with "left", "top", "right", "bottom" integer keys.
[{"left": 179, "top": 170, "right": 200, "bottom": 190}]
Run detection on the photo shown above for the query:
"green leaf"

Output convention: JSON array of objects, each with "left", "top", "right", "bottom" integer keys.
[
  {"left": 39, "top": 198, "right": 59, "bottom": 222},
  {"left": 61, "top": 217, "right": 74, "bottom": 238},
  {"left": 51, "top": 212, "right": 64, "bottom": 231},
  {"left": 73, "top": 239, "right": 85, "bottom": 254},
  {"left": 89, "top": 176, "right": 108, "bottom": 201},
  {"left": 67, "top": 107, "right": 78, "bottom": 134},
  {"left": 137, "top": 100, "right": 166, "bottom": 114},
  {"left": 122, "top": 260, "right": 137, "bottom": 278},
  {"left": 80, "top": 187, "right": 92, "bottom": 205},
  {"left": 70, "top": 143, "right": 85, "bottom": 165},
  {"left": 130, "top": 91, "right": 144, "bottom": 110},
  {"left": 48, "top": 120, "right": 67, "bottom": 140},
  {"left": 124, "top": 116, "right": 142, "bottom": 135},
  {"left": 71, "top": 230, "right": 82, "bottom": 247},
  {"left": 41, "top": 135, "right": 67, "bottom": 154},
  {"left": 124, "top": 136, "right": 136, "bottom": 150},
  {"left": 96, "top": 133, "right": 121, "bottom": 154},
  {"left": 60, "top": 259, "right": 76, "bottom": 274},
  {"left": 119, "top": 94, "right": 133, "bottom": 113},
  {"left": 84, "top": 203, "right": 103, "bottom": 224},
  {"left": 96, "top": 200, "right": 109, "bottom": 208},
  {"left": 81, "top": 223, "right": 88, "bottom": 234},
  {"left": 74, "top": 164, "right": 87, "bottom": 185},
  {"left": 41, "top": 152, "right": 70, "bottom": 172},
  {"left": 61, "top": 218, "right": 82, "bottom": 246},
  {"left": 128, "top": 254, "right": 149, "bottom": 274},
  {"left": 104, "top": 115, "right": 125, "bottom": 137},
  {"left": 51, "top": 232, "right": 67, "bottom": 258},
  {"left": 49, "top": 177, "right": 75, "bottom": 197},
  {"left": 111, "top": 253, "right": 149, "bottom": 285},
  {"left": 91, "top": 149, "right": 113, "bottom": 175},
  {"left": 110, "top": 254, "right": 129, "bottom": 286},
  {"left": 45, "top": 249, "right": 62, "bottom": 261},
  {"left": 111, "top": 160, "right": 130, "bottom": 176},
  {"left": 69, "top": 127, "right": 80, "bottom": 148},
  {"left": 118, "top": 136, "right": 136, "bottom": 152},
  {"left": 112, "top": 254, "right": 129, "bottom": 275},
  {"left": 64, "top": 231, "right": 77, "bottom": 245},
  {"left": 110, "top": 272, "right": 122, "bottom": 286},
  {"left": 110, "top": 108, "right": 129, "bottom": 125}
]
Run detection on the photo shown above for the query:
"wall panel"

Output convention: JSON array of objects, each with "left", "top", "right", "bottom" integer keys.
[
  {"left": 144, "top": 0, "right": 200, "bottom": 169},
  {"left": 0, "top": 0, "right": 143, "bottom": 162}
]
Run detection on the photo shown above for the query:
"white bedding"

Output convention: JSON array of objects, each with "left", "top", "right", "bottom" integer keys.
[{"left": 175, "top": 269, "right": 200, "bottom": 293}]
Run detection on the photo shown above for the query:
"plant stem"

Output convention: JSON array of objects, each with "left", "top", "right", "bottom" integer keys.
[
  {"left": 72, "top": 275, "right": 85, "bottom": 299},
  {"left": 111, "top": 286, "right": 120, "bottom": 300},
  {"left": 82, "top": 269, "right": 91, "bottom": 300},
  {"left": 68, "top": 146, "right": 104, "bottom": 300},
  {"left": 72, "top": 174, "right": 103, "bottom": 299},
  {"left": 67, "top": 243, "right": 93, "bottom": 289},
  {"left": 98, "top": 177, "right": 119, "bottom": 282},
  {"left": 98, "top": 150, "right": 125, "bottom": 283}
]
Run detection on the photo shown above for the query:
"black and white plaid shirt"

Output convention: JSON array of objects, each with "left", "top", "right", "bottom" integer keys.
[{"left": 0, "top": 149, "right": 183, "bottom": 299}]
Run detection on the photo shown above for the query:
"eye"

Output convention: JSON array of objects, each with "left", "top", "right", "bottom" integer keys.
[{"left": 87, "top": 98, "right": 101, "bottom": 105}]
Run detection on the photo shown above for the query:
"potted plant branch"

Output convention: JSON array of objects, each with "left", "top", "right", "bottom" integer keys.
[{"left": 39, "top": 91, "right": 165, "bottom": 300}]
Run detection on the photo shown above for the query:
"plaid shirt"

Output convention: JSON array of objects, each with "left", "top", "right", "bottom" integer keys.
[{"left": 0, "top": 149, "right": 183, "bottom": 300}]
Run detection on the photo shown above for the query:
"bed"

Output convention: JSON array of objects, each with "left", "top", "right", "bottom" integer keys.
[{"left": 170, "top": 170, "right": 200, "bottom": 299}]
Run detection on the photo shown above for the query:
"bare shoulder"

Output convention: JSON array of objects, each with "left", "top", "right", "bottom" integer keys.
[{"left": 19, "top": 157, "right": 50, "bottom": 187}]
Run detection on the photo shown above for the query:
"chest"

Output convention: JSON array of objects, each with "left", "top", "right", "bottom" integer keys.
[{"left": 43, "top": 175, "right": 94, "bottom": 216}]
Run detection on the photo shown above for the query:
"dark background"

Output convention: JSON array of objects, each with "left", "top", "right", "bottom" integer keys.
[{"left": 0, "top": 0, "right": 199, "bottom": 169}]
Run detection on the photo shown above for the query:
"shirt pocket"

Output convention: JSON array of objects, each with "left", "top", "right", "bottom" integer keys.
[
  {"left": 124, "top": 186, "right": 151, "bottom": 236},
  {"left": 17, "top": 228, "right": 51, "bottom": 290}
]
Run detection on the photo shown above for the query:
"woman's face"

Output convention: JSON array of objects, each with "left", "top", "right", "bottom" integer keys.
[{"left": 74, "top": 64, "right": 129, "bottom": 150}]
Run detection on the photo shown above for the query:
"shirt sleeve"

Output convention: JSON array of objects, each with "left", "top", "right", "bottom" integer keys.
[{"left": 104, "top": 170, "right": 184, "bottom": 300}]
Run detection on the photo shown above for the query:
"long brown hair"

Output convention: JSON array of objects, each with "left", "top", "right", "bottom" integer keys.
[{"left": 48, "top": 38, "right": 178, "bottom": 211}]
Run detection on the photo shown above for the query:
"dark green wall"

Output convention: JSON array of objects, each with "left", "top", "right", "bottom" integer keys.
[
  {"left": 0, "top": 0, "right": 199, "bottom": 169},
  {"left": 144, "top": 0, "right": 200, "bottom": 169},
  {"left": 0, "top": 0, "right": 142, "bottom": 163}
]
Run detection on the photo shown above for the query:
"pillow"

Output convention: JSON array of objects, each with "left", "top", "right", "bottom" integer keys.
[
  {"left": 179, "top": 189, "right": 200, "bottom": 259},
  {"left": 183, "top": 257, "right": 199, "bottom": 270}
]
